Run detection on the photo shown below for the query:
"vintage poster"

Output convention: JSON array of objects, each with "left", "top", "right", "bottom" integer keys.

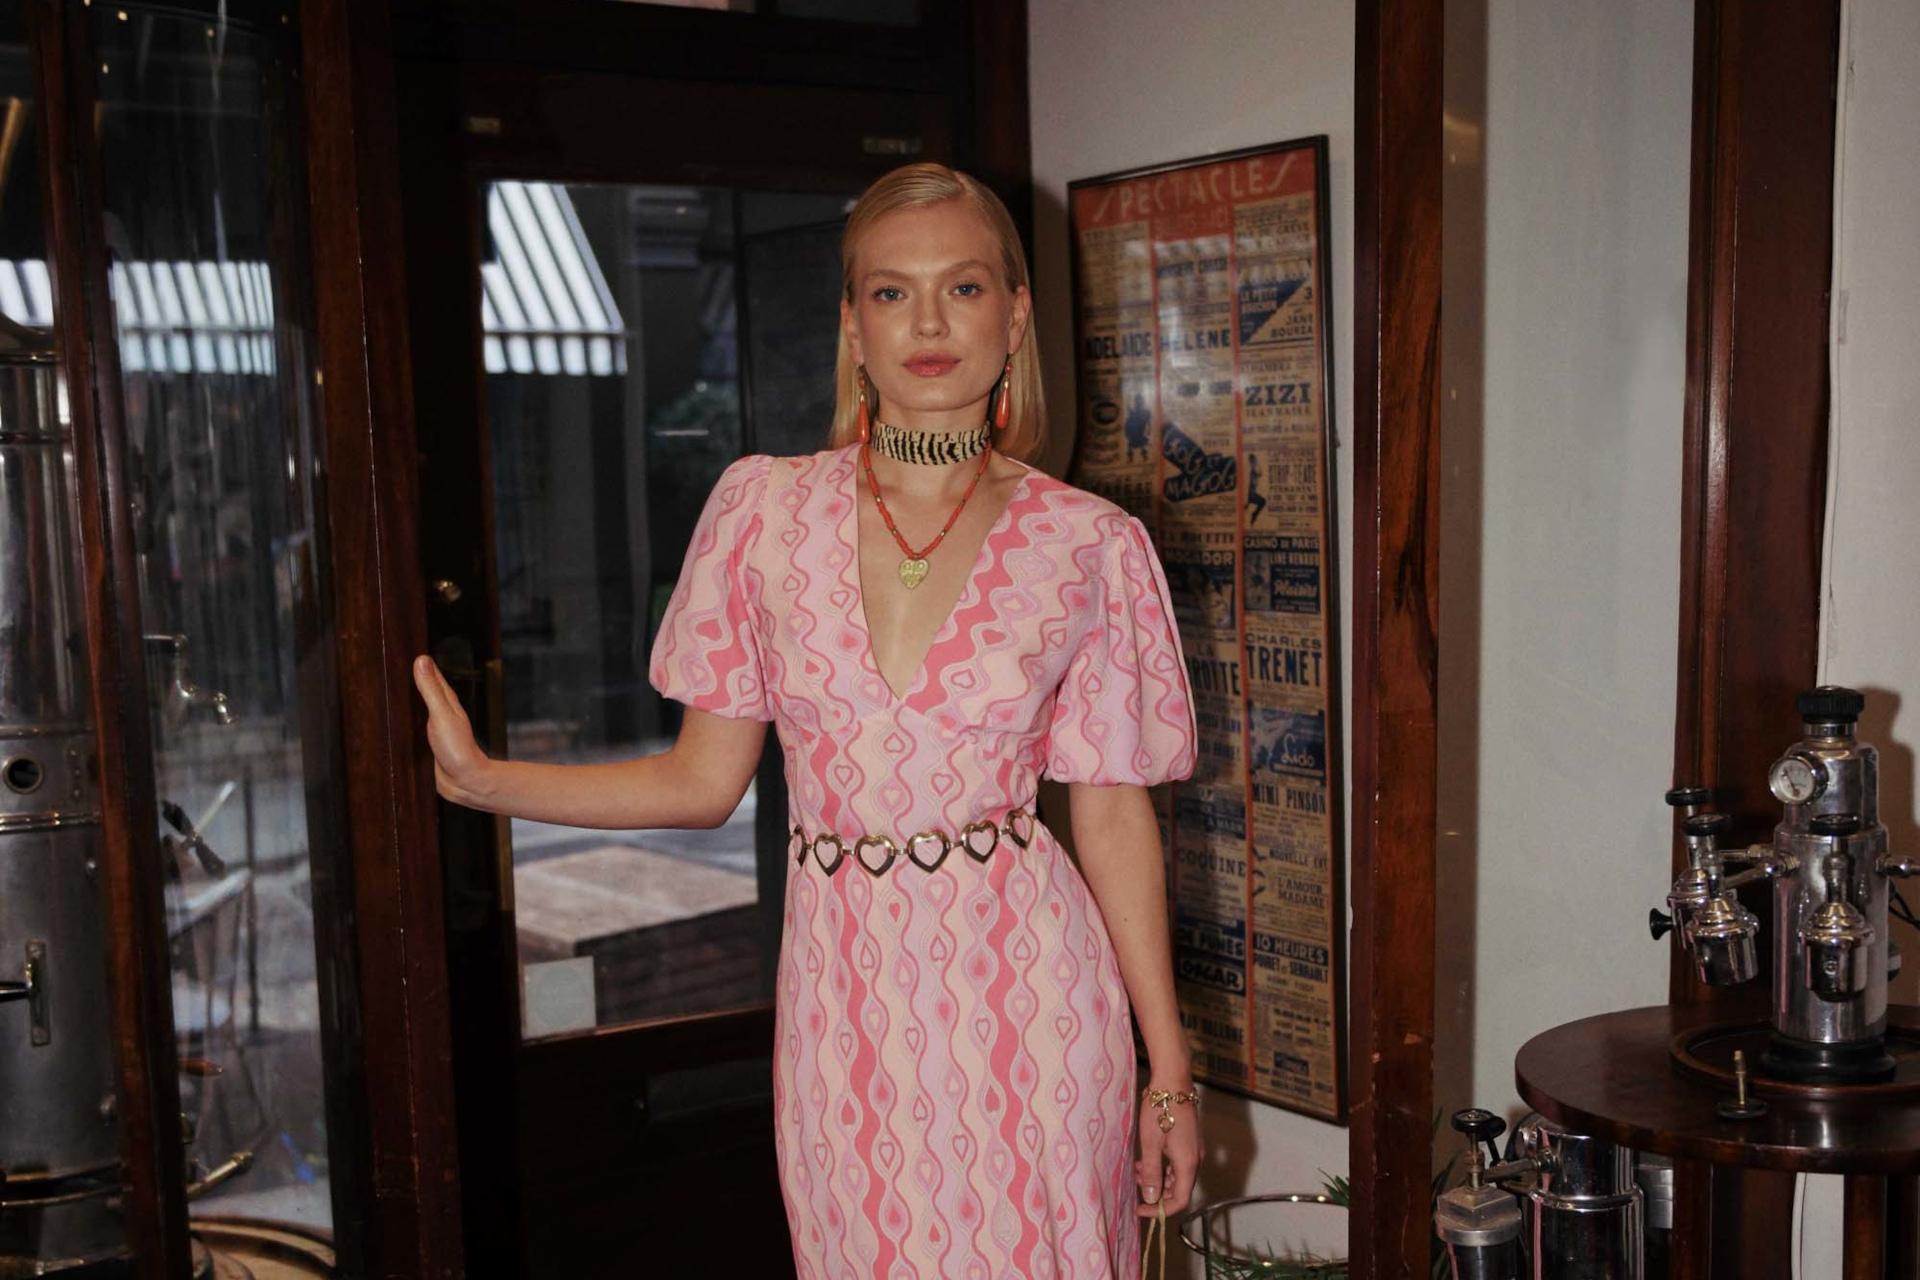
[{"left": 1067, "top": 139, "right": 1345, "bottom": 1123}]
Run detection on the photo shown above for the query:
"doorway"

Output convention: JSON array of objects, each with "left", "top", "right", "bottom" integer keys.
[{"left": 393, "top": 18, "right": 974, "bottom": 1268}]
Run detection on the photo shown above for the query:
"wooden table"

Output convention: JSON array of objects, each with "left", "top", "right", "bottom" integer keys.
[{"left": 1516, "top": 1004, "right": 1920, "bottom": 1279}]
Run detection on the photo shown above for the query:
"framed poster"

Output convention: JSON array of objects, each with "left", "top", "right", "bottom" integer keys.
[{"left": 1067, "top": 137, "right": 1346, "bottom": 1123}]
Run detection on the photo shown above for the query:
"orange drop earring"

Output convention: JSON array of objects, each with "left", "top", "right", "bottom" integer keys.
[
  {"left": 857, "top": 367, "right": 872, "bottom": 444},
  {"left": 993, "top": 360, "right": 1012, "bottom": 432}
]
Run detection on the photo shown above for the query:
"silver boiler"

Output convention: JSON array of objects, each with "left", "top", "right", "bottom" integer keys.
[
  {"left": 0, "top": 315, "right": 124, "bottom": 1268},
  {"left": 1436, "top": 1109, "right": 1644, "bottom": 1280}
]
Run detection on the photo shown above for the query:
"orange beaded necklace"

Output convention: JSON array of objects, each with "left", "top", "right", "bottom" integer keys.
[{"left": 860, "top": 440, "right": 993, "bottom": 590}]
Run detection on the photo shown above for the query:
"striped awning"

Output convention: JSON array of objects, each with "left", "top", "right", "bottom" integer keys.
[
  {"left": 0, "top": 182, "right": 626, "bottom": 380},
  {"left": 480, "top": 180, "right": 627, "bottom": 377}
]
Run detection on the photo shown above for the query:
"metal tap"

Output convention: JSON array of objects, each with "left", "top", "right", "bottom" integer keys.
[
  {"left": 1801, "top": 819, "right": 1875, "bottom": 1002},
  {"left": 143, "top": 632, "right": 234, "bottom": 727}
]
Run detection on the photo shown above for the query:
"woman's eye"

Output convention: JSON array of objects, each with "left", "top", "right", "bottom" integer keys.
[
  {"left": 953, "top": 282, "right": 982, "bottom": 297},
  {"left": 872, "top": 286, "right": 903, "bottom": 302}
]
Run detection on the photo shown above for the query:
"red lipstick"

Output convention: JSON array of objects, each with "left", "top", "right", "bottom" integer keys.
[{"left": 904, "top": 353, "right": 959, "bottom": 377}]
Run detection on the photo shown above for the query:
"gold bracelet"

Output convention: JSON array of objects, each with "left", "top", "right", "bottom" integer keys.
[{"left": 1142, "top": 1087, "right": 1199, "bottom": 1133}]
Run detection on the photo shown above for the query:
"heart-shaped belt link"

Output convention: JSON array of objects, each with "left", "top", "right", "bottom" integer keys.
[{"left": 791, "top": 804, "right": 1037, "bottom": 876}]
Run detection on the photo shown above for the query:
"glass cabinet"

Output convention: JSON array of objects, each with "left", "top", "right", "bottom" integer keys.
[{"left": 0, "top": 1, "right": 452, "bottom": 1275}]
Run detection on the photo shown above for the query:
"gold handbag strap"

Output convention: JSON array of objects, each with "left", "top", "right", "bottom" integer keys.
[{"left": 1139, "top": 1200, "right": 1167, "bottom": 1280}]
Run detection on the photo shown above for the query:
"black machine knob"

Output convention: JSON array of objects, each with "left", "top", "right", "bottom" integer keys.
[
  {"left": 1683, "top": 812, "right": 1732, "bottom": 839},
  {"left": 1798, "top": 686, "right": 1865, "bottom": 725},
  {"left": 1666, "top": 786, "right": 1711, "bottom": 809},
  {"left": 1650, "top": 908, "right": 1675, "bottom": 941},
  {"left": 1811, "top": 813, "right": 1863, "bottom": 838},
  {"left": 1452, "top": 1108, "right": 1506, "bottom": 1145}
]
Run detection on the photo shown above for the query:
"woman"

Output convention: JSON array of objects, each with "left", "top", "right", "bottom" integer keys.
[{"left": 414, "top": 163, "right": 1201, "bottom": 1278}]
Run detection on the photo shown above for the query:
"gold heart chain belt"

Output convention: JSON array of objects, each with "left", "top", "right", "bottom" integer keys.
[{"left": 789, "top": 803, "right": 1038, "bottom": 876}]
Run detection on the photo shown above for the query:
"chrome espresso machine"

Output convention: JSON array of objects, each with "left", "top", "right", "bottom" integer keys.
[{"left": 1435, "top": 686, "right": 1914, "bottom": 1279}]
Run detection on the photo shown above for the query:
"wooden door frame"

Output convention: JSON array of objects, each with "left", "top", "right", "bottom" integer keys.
[
  {"left": 298, "top": 0, "right": 468, "bottom": 1275},
  {"left": 26, "top": 0, "right": 466, "bottom": 1274},
  {"left": 388, "top": 6, "right": 1028, "bottom": 1272},
  {"left": 1666, "top": 2, "right": 1842, "bottom": 1276},
  {"left": 29, "top": 4, "right": 194, "bottom": 1272},
  {"left": 1348, "top": 1, "right": 1444, "bottom": 1276}
]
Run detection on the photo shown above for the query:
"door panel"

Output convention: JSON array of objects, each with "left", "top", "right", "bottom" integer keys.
[{"left": 481, "top": 181, "right": 849, "bottom": 1042}]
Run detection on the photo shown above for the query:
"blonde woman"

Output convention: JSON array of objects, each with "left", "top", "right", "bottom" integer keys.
[{"left": 415, "top": 163, "right": 1201, "bottom": 1277}]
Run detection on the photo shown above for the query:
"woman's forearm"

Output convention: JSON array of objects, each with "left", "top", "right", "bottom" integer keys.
[
  {"left": 445, "top": 749, "right": 723, "bottom": 830},
  {"left": 1069, "top": 782, "right": 1196, "bottom": 1083},
  {"left": 428, "top": 695, "right": 771, "bottom": 832}
]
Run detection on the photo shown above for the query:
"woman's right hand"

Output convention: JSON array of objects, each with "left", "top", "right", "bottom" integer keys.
[{"left": 411, "top": 654, "right": 494, "bottom": 807}]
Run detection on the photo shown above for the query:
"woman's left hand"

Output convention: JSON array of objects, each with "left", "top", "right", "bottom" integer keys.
[{"left": 1135, "top": 1082, "right": 1201, "bottom": 1217}]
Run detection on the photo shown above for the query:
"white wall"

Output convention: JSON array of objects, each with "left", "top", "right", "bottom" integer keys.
[
  {"left": 1436, "top": 0, "right": 1695, "bottom": 1118},
  {"left": 1801, "top": 0, "right": 1920, "bottom": 1270},
  {"left": 1029, "top": 0, "right": 1356, "bottom": 1264},
  {"left": 1035, "top": 0, "right": 1912, "bottom": 1270}
]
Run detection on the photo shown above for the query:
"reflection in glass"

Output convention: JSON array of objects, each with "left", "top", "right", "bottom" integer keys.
[
  {"left": 482, "top": 183, "right": 848, "bottom": 1038},
  {"left": 92, "top": 7, "right": 338, "bottom": 1231}
]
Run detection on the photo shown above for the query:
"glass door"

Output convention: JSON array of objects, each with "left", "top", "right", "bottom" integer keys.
[
  {"left": 483, "top": 181, "right": 850, "bottom": 1041},
  {"left": 412, "top": 166, "right": 856, "bottom": 1275}
]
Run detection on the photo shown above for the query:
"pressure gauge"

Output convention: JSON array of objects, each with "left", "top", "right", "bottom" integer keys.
[{"left": 1768, "top": 753, "right": 1828, "bottom": 805}]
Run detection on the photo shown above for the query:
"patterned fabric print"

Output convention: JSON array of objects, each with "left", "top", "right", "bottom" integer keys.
[{"left": 649, "top": 446, "right": 1197, "bottom": 1279}]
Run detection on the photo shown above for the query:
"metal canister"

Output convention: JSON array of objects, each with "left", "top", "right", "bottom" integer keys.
[
  {"left": 0, "top": 314, "right": 122, "bottom": 1269},
  {"left": 1634, "top": 1153, "right": 1674, "bottom": 1279},
  {"left": 1514, "top": 1116, "right": 1644, "bottom": 1280}
]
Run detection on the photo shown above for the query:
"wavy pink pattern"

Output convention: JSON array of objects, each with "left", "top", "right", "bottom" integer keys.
[{"left": 649, "top": 446, "right": 1197, "bottom": 1278}]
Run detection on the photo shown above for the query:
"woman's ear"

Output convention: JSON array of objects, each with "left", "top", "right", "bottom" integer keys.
[
  {"left": 840, "top": 295, "right": 863, "bottom": 364},
  {"left": 1006, "top": 283, "right": 1033, "bottom": 355}
]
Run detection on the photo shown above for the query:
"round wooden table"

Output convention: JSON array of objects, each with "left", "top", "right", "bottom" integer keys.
[{"left": 1516, "top": 1004, "right": 1920, "bottom": 1279}]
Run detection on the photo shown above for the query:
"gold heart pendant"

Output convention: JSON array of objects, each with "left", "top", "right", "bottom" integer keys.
[{"left": 898, "top": 557, "right": 930, "bottom": 589}]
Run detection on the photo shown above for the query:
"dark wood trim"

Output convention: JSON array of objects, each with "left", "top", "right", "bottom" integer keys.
[
  {"left": 1669, "top": 0, "right": 1841, "bottom": 1001},
  {"left": 962, "top": 0, "right": 1031, "bottom": 249},
  {"left": 298, "top": 0, "right": 465, "bottom": 1275},
  {"left": 1842, "top": 1176, "right": 1886, "bottom": 1280},
  {"left": 391, "top": 0, "right": 954, "bottom": 92},
  {"left": 393, "top": 61, "right": 527, "bottom": 1277},
  {"left": 1349, "top": 0, "right": 1443, "bottom": 1275},
  {"left": 28, "top": 4, "right": 194, "bottom": 1274}
]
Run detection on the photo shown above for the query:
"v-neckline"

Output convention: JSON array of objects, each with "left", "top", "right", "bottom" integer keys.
[{"left": 844, "top": 446, "right": 1032, "bottom": 708}]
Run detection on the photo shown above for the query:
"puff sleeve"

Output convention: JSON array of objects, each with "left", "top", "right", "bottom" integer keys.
[
  {"left": 1044, "top": 514, "right": 1198, "bottom": 785},
  {"left": 647, "top": 454, "right": 776, "bottom": 721}
]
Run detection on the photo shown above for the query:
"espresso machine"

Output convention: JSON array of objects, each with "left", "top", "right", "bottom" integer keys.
[
  {"left": 1658, "top": 685, "right": 1911, "bottom": 1082},
  {"left": 1438, "top": 686, "right": 1915, "bottom": 1279}
]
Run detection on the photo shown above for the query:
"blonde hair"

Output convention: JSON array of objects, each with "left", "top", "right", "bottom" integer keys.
[{"left": 830, "top": 163, "right": 1046, "bottom": 462}]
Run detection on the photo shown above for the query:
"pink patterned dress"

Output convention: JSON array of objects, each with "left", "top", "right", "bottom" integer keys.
[{"left": 649, "top": 444, "right": 1196, "bottom": 1280}]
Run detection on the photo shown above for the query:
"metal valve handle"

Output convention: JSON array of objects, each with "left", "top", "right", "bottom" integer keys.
[
  {"left": 1649, "top": 908, "right": 1675, "bottom": 941},
  {"left": 0, "top": 940, "right": 49, "bottom": 1045}
]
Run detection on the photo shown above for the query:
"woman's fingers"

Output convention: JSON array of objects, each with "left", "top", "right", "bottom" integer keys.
[
  {"left": 1159, "top": 1130, "right": 1200, "bottom": 1214},
  {"left": 411, "top": 654, "right": 483, "bottom": 792},
  {"left": 1134, "top": 1123, "right": 1166, "bottom": 1212}
]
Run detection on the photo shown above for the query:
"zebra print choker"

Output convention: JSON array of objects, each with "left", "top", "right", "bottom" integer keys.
[{"left": 870, "top": 420, "right": 991, "bottom": 465}]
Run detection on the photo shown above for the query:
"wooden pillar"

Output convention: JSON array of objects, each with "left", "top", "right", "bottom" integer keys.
[{"left": 1349, "top": 0, "right": 1444, "bottom": 1275}]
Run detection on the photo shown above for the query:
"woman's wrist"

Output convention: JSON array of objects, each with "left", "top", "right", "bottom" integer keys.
[
  {"left": 1143, "top": 1041, "right": 1195, "bottom": 1089},
  {"left": 452, "top": 755, "right": 505, "bottom": 810}
]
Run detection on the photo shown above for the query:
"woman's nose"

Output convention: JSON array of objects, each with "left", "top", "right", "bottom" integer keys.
[{"left": 912, "top": 298, "right": 948, "bottom": 337}]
